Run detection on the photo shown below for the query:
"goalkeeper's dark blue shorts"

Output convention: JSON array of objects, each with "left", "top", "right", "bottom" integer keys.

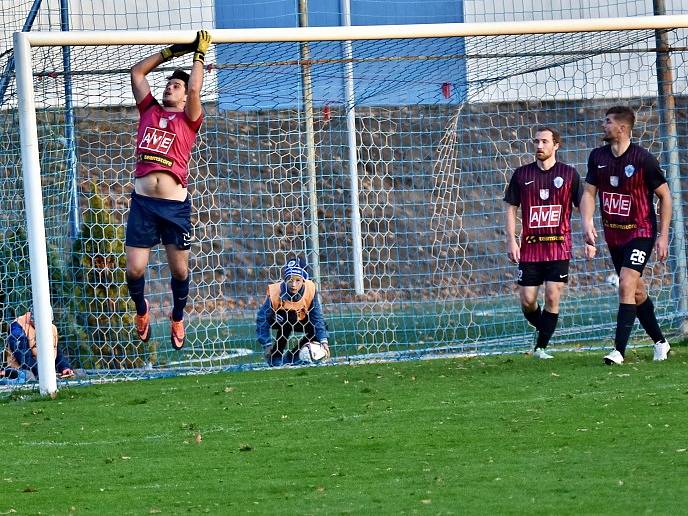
[{"left": 125, "top": 191, "right": 192, "bottom": 250}]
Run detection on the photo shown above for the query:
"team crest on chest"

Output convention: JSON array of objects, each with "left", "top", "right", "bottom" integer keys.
[
  {"left": 624, "top": 164, "right": 635, "bottom": 177},
  {"left": 159, "top": 118, "right": 168, "bottom": 129},
  {"left": 553, "top": 176, "right": 563, "bottom": 189},
  {"left": 610, "top": 176, "right": 619, "bottom": 187},
  {"left": 539, "top": 189, "right": 549, "bottom": 200}
]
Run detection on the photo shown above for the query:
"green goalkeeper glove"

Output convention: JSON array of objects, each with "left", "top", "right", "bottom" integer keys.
[
  {"left": 160, "top": 40, "right": 196, "bottom": 62},
  {"left": 193, "top": 30, "right": 212, "bottom": 65}
]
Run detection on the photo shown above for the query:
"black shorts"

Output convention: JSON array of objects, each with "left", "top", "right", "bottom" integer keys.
[
  {"left": 517, "top": 260, "right": 570, "bottom": 286},
  {"left": 609, "top": 238, "right": 654, "bottom": 275},
  {"left": 125, "top": 191, "right": 192, "bottom": 250}
]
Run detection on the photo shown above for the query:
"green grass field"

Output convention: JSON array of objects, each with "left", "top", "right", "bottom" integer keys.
[{"left": 1, "top": 345, "right": 687, "bottom": 514}]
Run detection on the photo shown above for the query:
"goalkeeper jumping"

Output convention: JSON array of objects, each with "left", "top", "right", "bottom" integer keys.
[{"left": 125, "top": 30, "right": 211, "bottom": 350}]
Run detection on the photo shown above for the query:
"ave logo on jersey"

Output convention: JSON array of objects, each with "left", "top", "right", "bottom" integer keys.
[
  {"left": 140, "top": 126, "right": 176, "bottom": 154},
  {"left": 529, "top": 204, "right": 561, "bottom": 228},
  {"left": 624, "top": 164, "right": 635, "bottom": 177},
  {"left": 602, "top": 192, "right": 632, "bottom": 216}
]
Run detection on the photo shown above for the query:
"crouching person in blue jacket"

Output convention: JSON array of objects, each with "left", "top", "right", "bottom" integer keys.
[
  {"left": 0, "top": 309, "right": 74, "bottom": 383},
  {"left": 256, "top": 257, "right": 330, "bottom": 366}
]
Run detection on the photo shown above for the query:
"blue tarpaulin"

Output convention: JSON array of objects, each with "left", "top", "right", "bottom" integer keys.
[{"left": 214, "top": 0, "right": 466, "bottom": 109}]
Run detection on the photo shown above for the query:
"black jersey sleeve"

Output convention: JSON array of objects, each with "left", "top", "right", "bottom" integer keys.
[
  {"left": 585, "top": 151, "right": 599, "bottom": 186},
  {"left": 643, "top": 152, "right": 668, "bottom": 192},
  {"left": 503, "top": 171, "right": 521, "bottom": 206},
  {"left": 572, "top": 169, "right": 583, "bottom": 208}
]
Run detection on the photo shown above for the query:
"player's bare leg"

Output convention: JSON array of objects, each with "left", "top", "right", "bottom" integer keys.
[{"left": 519, "top": 285, "right": 541, "bottom": 329}]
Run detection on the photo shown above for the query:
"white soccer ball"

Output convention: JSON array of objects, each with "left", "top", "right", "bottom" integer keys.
[
  {"left": 606, "top": 273, "right": 619, "bottom": 289},
  {"left": 298, "top": 342, "right": 329, "bottom": 363}
]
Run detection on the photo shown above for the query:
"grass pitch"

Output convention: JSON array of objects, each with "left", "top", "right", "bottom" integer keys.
[{"left": 1, "top": 346, "right": 687, "bottom": 515}]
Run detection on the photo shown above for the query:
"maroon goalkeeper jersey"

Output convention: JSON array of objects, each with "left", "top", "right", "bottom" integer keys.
[
  {"left": 135, "top": 92, "right": 204, "bottom": 188},
  {"left": 586, "top": 143, "right": 666, "bottom": 248},
  {"left": 504, "top": 161, "right": 581, "bottom": 262}
]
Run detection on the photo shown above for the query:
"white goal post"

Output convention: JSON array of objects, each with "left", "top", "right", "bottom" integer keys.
[{"left": 13, "top": 14, "right": 688, "bottom": 395}]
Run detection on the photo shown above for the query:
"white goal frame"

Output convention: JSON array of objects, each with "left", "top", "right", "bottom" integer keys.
[{"left": 14, "top": 13, "right": 688, "bottom": 395}]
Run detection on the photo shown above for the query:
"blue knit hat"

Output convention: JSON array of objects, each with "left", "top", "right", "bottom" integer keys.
[{"left": 282, "top": 256, "right": 308, "bottom": 280}]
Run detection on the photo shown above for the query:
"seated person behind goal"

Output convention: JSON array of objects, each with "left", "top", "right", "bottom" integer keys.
[
  {"left": 256, "top": 256, "right": 330, "bottom": 366},
  {"left": 0, "top": 308, "right": 74, "bottom": 381}
]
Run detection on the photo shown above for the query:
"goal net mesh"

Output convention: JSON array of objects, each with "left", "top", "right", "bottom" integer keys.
[{"left": 1, "top": 24, "right": 687, "bottom": 384}]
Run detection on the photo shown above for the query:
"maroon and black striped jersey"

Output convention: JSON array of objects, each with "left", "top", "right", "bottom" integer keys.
[
  {"left": 586, "top": 143, "right": 666, "bottom": 248},
  {"left": 504, "top": 161, "right": 581, "bottom": 262}
]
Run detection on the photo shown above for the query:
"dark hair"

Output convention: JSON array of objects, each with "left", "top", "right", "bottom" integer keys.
[
  {"left": 167, "top": 69, "right": 190, "bottom": 90},
  {"left": 534, "top": 126, "right": 561, "bottom": 145},
  {"left": 606, "top": 105, "right": 635, "bottom": 129}
]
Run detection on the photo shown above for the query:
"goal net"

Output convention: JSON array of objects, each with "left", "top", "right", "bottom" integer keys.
[{"left": 3, "top": 17, "right": 688, "bottom": 390}]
